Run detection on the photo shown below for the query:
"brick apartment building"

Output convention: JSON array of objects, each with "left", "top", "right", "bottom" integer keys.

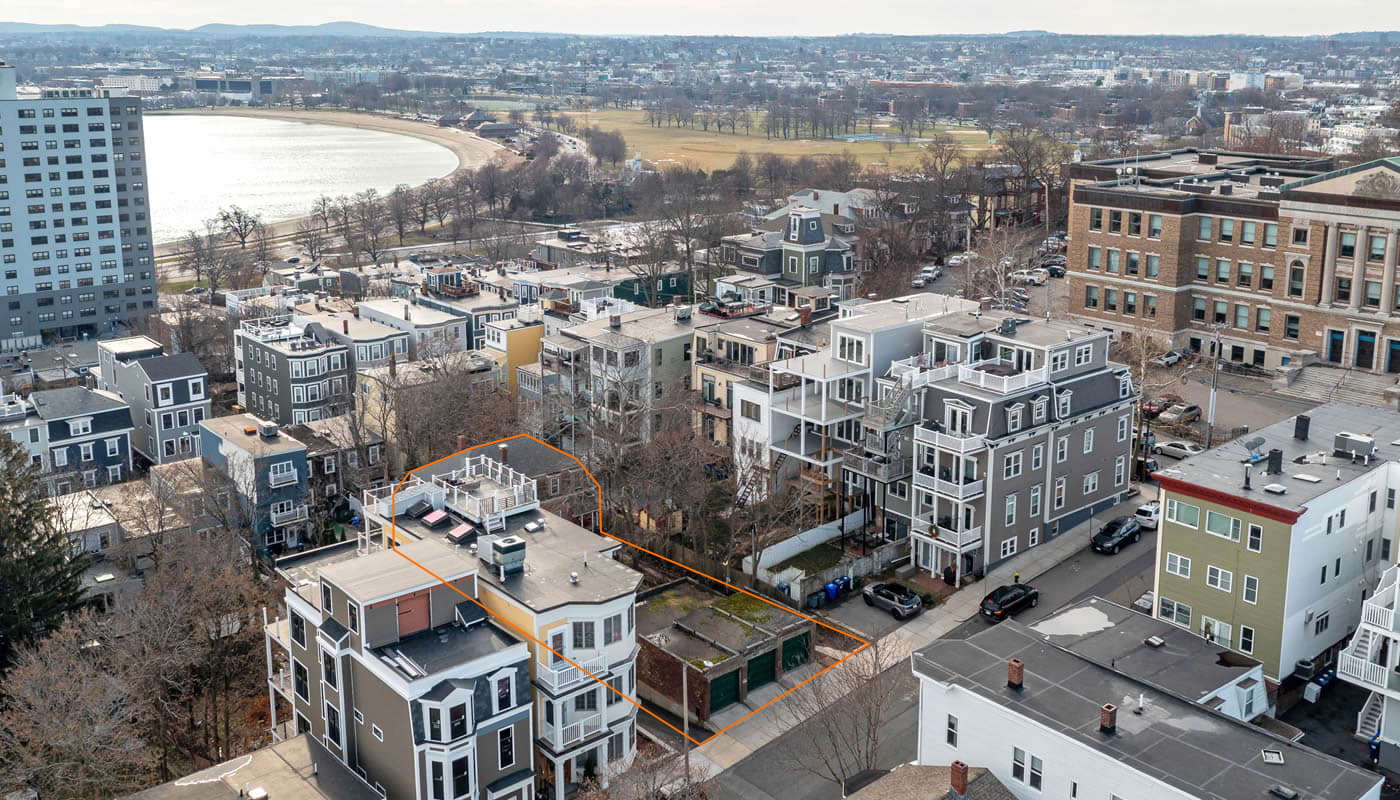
[{"left": 1066, "top": 150, "right": 1400, "bottom": 374}]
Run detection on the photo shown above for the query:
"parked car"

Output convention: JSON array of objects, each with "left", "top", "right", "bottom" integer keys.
[
  {"left": 911, "top": 276, "right": 927, "bottom": 288},
  {"left": 1141, "top": 393, "right": 1182, "bottom": 419},
  {"left": 1151, "top": 350, "right": 1184, "bottom": 367},
  {"left": 948, "top": 252, "right": 976, "bottom": 268},
  {"left": 1009, "top": 269, "right": 1047, "bottom": 286},
  {"left": 1158, "top": 403, "right": 1202, "bottom": 425},
  {"left": 1135, "top": 501, "right": 1161, "bottom": 530},
  {"left": 981, "top": 584, "right": 1039, "bottom": 621},
  {"left": 1153, "top": 440, "right": 1207, "bottom": 459},
  {"left": 1091, "top": 516, "right": 1143, "bottom": 554},
  {"left": 1041, "top": 263, "right": 1066, "bottom": 278},
  {"left": 863, "top": 582, "right": 922, "bottom": 620},
  {"left": 184, "top": 286, "right": 208, "bottom": 296},
  {"left": 920, "top": 265, "right": 943, "bottom": 280}
]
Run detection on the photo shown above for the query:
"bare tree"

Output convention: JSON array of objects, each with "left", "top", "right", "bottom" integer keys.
[
  {"left": 353, "top": 189, "right": 391, "bottom": 265},
  {"left": 386, "top": 184, "right": 415, "bottom": 246},
  {"left": 217, "top": 205, "right": 262, "bottom": 249},
  {"left": 997, "top": 126, "right": 1069, "bottom": 233},
  {"left": 623, "top": 222, "right": 677, "bottom": 308},
  {"left": 249, "top": 220, "right": 276, "bottom": 275},
  {"left": 294, "top": 215, "right": 328, "bottom": 262},
  {"left": 777, "top": 641, "right": 905, "bottom": 793}
]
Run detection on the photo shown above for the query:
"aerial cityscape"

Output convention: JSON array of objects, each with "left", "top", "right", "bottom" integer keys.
[{"left": 4, "top": 8, "right": 1400, "bottom": 800}]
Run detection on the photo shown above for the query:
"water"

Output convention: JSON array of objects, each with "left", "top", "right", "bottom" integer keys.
[{"left": 144, "top": 115, "right": 459, "bottom": 244}]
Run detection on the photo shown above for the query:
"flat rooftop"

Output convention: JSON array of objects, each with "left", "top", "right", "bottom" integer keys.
[
  {"left": 1028, "top": 598, "right": 1260, "bottom": 703},
  {"left": 564, "top": 307, "right": 696, "bottom": 345},
  {"left": 371, "top": 616, "right": 521, "bottom": 677},
  {"left": 924, "top": 311, "right": 1104, "bottom": 349},
  {"left": 475, "top": 513, "right": 639, "bottom": 612},
  {"left": 357, "top": 298, "right": 460, "bottom": 327},
  {"left": 295, "top": 309, "right": 404, "bottom": 343},
  {"left": 320, "top": 539, "right": 474, "bottom": 602},
  {"left": 638, "top": 580, "right": 806, "bottom": 669},
  {"left": 125, "top": 734, "right": 379, "bottom": 800},
  {"left": 201, "top": 415, "right": 305, "bottom": 457},
  {"left": 913, "top": 622, "right": 1381, "bottom": 800},
  {"left": 837, "top": 294, "right": 980, "bottom": 332},
  {"left": 1153, "top": 403, "right": 1400, "bottom": 513}
]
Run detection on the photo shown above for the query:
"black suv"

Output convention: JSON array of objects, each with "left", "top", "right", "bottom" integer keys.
[
  {"left": 1091, "top": 516, "right": 1143, "bottom": 555},
  {"left": 980, "top": 583, "right": 1039, "bottom": 622}
]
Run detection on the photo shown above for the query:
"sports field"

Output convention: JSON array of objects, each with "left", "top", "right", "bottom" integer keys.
[{"left": 564, "top": 109, "right": 991, "bottom": 171}]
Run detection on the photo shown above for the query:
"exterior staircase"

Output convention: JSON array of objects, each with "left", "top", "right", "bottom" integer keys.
[
  {"left": 1277, "top": 365, "right": 1398, "bottom": 409},
  {"left": 1357, "top": 691, "right": 1384, "bottom": 740}
]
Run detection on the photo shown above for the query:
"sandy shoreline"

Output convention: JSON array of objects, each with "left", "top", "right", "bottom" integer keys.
[{"left": 151, "top": 107, "right": 515, "bottom": 254}]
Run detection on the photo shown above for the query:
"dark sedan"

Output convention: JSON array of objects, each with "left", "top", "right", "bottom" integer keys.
[
  {"left": 1091, "top": 516, "right": 1143, "bottom": 555},
  {"left": 980, "top": 583, "right": 1039, "bottom": 622}
]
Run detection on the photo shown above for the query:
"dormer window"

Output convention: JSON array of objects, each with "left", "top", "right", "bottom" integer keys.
[
  {"left": 495, "top": 674, "right": 513, "bottom": 714},
  {"left": 1007, "top": 404, "right": 1024, "bottom": 432},
  {"left": 1058, "top": 391, "right": 1073, "bottom": 418},
  {"left": 157, "top": 382, "right": 172, "bottom": 405},
  {"left": 68, "top": 417, "right": 92, "bottom": 436},
  {"left": 1119, "top": 375, "right": 1132, "bottom": 399},
  {"left": 809, "top": 221, "right": 818, "bottom": 231},
  {"left": 1032, "top": 397, "right": 1048, "bottom": 424},
  {"left": 188, "top": 378, "right": 204, "bottom": 399},
  {"left": 321, "top": 581, "right": 333, "bottom": 613}
]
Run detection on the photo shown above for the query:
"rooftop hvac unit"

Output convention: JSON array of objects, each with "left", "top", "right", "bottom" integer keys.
[
  {"left": 1333, "top": 431, "right": 1377, "bottom": 461},
  {"left": 492, "top": 535, "right": 526, "bottom": 577}
]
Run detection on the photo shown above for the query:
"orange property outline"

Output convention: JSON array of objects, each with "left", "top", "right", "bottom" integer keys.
[{"left": 383, "top": 433, "right": 871, "bottom": 748}]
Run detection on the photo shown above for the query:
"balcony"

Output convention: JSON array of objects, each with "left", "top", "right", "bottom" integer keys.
[
  {"left": 842, "top": 450, "right": 912, "bottom": 482},
  {"left": 1363, "top": 566, "right": 1400, "bottom": 632},
  {"left": 915, "top": 512, "right": 983, "bottom": 549},
  {"left": 1339, "top": 654, "right": 1392, "bottom": 690},
  {"left": 914, "top": 425, "right": 987, "bottom": 453},
  {"left": 771, "top": 431, "right": 845, "bottom": 465},
  {"left": 540, "top": 711, "right": 604, "bottom": 751},
  {"left": 268, "top": 468, "right": 299, "bottom": 488},
  {"left": 536, "top": 653, "right": 608, "bottom": 694},
  {"left": 698, "top": 397, "right": 732, "bottom": 419},
  {"left": 268, "top": 668, "right": 294, "bottom": 698},
  {"left": 913, "top": 467, "right": 984, "bottom": 500},
  {"left": 771, "top": 386, "right": 864, "bottom": 424},
  {"left": 956, "top": 360, "right": 1049, "bottom": 394},
  {"left": 271, "top": 504, "right": 309, "bottom": 527}
]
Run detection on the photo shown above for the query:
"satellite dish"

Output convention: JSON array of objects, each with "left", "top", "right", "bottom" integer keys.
[{"left": 1243, "top": 436, "right": 1266, "bottom": 453}]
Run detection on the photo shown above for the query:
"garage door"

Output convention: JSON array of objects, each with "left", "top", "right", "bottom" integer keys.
[
  {"left": 782, "top": 632, "right": 811, "bottom": 671},
  {"left": 747, "top": 650, "right": 776, "bottom": 691},
  {"left": 709, "top": 669, "right": 740, "bottom": 713}
]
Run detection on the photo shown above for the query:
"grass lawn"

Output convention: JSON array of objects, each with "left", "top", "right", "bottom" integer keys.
[
  {"left": 158, "top": 277, "right": 207, "bottom": 295},
  {"left": 563, "top": 109, "right": 992, "bottom": 171}
]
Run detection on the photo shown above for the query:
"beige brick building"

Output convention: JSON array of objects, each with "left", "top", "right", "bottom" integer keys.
[{"left": 1067, "top": 150, "right": 1400, "bottom": 374}]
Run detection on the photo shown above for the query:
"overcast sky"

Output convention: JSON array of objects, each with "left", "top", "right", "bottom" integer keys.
[{"left": 10, "top": 0, "right": 1400, "bottom": 37}]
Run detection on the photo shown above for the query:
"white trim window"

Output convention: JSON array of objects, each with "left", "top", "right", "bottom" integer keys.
[
  {"left": 52, "top": 448, "right": 68, "bottom": 468},
  {"left": 1206, "top": 565, "right": 1233, "bottom": 593},
  {"left": 498, "top": 726, "right": 515, "bottom": 770},
  {"left": 1240, "top": 625, "right": 1255, "bottom": 654},
  {"left": 494, "top": 673, "right": 513, "bottom": 715},
  {"left": 1114, "top": 455, "right": 1126, "bottom": 487},
  {"left": 1205, "top": 510, "right": 1241, "bottom": 542},
  {"left": 1000, "top": 537, "right": 1018, "bottom": 559},
  {"left": 105, "top": 437, "right": 120, "bottom": 456},
  {"left": 1031, "top": 444, "right": 1043, "bottom": 471},
  {"left": 1005, "top": 494, "right": 1017, "bottom": 526},
  {"left": 1003, "top": 451, "right": 1023, "bottom": 480},
  {"left": 1082, "top": 428, "right": 1094, "bottom": 454},
  {"left": 1082, "top": 471, "right": 1099, "bottom": 495},
  {"left": 1201, "top": 616, "right": 1231, "bottom": 647},
  {"left": 1055, "top": 436, "right": 1067, "bottom": 464},
  {"left": 1033, "top": 397, "right": 1048, "bottom": 423},
  {"left": 1074, "top": 343, "right": 1093, "bottom": 366},
  {"left": 1165, "top": 499, "right": 1200, "bottom": 528},
  {"left": 1051, "top": 351, "right": 1069, "bottom": 372},
  {"left": 1165, "top": 552, "right": 1191, "bottom": 578},
  {"left": 1057, "top": 391, "right": 1072, "bottom": 418},
  {"left": 1247, "top": 524, "right": 1263, "bottom": 552},
  {"left": 836, "top": 334, "right": 866, "bottom": 366},
  {"left": 1029, "top": 485, "right": 1042, "bottom": 517},
  {"left": 188, "top": 378, "right": 204, "bottom": 399},
  {"left": 1053, "top": 477, "right": 1066, "bottom": 510},
  {"left": 68, "top": 418, "right": 92, "bottom": 436},
  {"left": 1117, "top": 414, "right": 1130, "bottom": 442},
  {"left": 1243, "top": 575, "right": 1259, "bottom": 604},
  {"left": 1160, "top": 596, "right": 1191, "bottom": 626}
]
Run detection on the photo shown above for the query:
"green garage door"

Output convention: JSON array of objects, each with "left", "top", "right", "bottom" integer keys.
[
  {"left": 709, "top": 669, "right": 741, "bottom": 713},
  {"left": 782, "top": 632, "right": 811, "bottom": 671},
  {"left": 747, "top": 650, "right": 777, "bottom": 691}
]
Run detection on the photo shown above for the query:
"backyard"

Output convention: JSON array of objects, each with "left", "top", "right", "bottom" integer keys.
[{"left": 561, "top": 109, "right": 992, "bottom": 171}]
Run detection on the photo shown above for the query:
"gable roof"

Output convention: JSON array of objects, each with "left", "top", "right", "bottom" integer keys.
[
  {"left": 136, "top": 352, "right": 207, "bottom": 382},
  {"left": 29, "top": 386, "right": 127, "bottom": 419}
]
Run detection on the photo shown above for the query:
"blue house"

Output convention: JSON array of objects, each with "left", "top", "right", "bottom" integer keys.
[
  {"left": 0, "top": 386, "right": 133, "bottom": 495},
  {"left": 199, "top": 413, "right": 311, "bottom": 554}
]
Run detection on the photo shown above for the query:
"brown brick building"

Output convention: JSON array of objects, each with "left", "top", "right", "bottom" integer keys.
[{"left": 1065, "top": 150, "right": 1400, "bottom": 374}]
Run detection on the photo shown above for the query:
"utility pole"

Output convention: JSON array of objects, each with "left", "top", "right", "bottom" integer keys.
[{"left": 1206, "top": 325, "right": 1223, "bottom": 448}]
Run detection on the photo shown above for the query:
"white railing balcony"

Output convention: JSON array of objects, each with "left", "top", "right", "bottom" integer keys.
[
  {"left": 540, "top": 711, "right": 604, "bottom": 751},
  {"left": 1340, "top": 653, "right": 1390, "bottom": 689},
  {"left": 916, "top": 513, "right": 983, "bottom": 549},
  {"left": 268, "top": 468, "right": 299, "bottom": 488},
  {"left": 268, "top": 668, "right": 293, "bottom": 698},
  {"left": 914, "top": 425, "right": 987, "bottom": 453},
  {"left": 536, "top": 654, "right": 608, "bottom": 693},
  {"left": 770, "top": 386, "right": 864, "bottom": 423},
  {"left": 842, "top": 451, "right": 912, "bottom": 482},
  {"left": 271, "top": 504, "right": 309, "bottom": 527},
  {"left": 957, "top": 361, "right": 1049, "bottom": 394},
  {"left": 913, "top": 468, "right": 984, "bottom": 499},
  {"left": 1363, "top": 600, "right": 1398, "bottom": 631}
]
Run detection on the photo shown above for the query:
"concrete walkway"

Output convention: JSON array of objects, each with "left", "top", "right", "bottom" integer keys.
[{"left": 691, "top": 483, "right": 1160, "bottom": 776}]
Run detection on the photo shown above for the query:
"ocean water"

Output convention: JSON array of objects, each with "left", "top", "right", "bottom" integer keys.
[{"left": 144, "top": 115, "right": 459, "bottom": 244}]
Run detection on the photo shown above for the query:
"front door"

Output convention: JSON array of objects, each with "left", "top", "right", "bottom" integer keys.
[
  {"left": 1388, "top": 340, "right": 1400, "bottom": 374},
  {"left": 917, "top": 539, "right": 934, "bottom": 570},
  {"left": 1356, "top": 331, "right": 1377, "bottom": 370},
  {"left": 1327, "top": 330, "right": 1346, "bottom": 363}
]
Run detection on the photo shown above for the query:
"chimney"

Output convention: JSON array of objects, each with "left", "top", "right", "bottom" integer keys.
[
  {"left": 1267, "top": 448, "right": 1284, "bottom": 475},
  {"left": 456, "top": 434, "right": 467, "bottom": 451},
  {"left": 1007, "top": 657, "right": 1024, "bottom": 691},
  {"left": 1198, "top": 152, "right": 1218, "bottom": 165},
  {"left": 1294, "top": 414, "right": 1310, "bottom": 441},
  {"left": 404, "top": 303, "right": 412, "bottom": 321},
  {"left": 1100, "top": 703, "right": 1118, "bottom": 734},
  {"left": 1219, "top": 183, "right": 1233, "bottom": 196},
  {"left": 389, "top": 351, "right": 397, "bottom": 378},
  {"left": 343, "top": 319, "right": 349, "bottom": 335},
  {"left": 499, "top": 443, "right": 509, "bottom": 463},
  {"left": 609, "top": 314, "right": 622, "bottom": 329},
  {"left": 950, "top": 760, "right": 969, "bottom": 798},
  {"left": 352, "top": 306, "right": 360, "bottom": 318}
]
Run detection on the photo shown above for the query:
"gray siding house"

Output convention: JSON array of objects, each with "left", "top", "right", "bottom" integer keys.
[
  {"left": 266, "top": 539, "right": 534, "bottom": 800},
  {"left": 235, "top": 316, "right": 353, "bottom": 426},
  {"left": 97, "top": 335, "right": 209, "bottom": 465}
]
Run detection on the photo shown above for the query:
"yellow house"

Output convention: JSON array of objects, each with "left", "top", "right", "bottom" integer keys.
[
  {"left": 691, "top": 317, "right": 787, "bottom": 448},
  {"left": 484, "top": 314, "right": 545, "bottom": 393}
]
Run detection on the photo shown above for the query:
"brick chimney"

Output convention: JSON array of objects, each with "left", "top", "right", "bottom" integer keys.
[
  {"left": 1007, "top": 657, "right": 1024, "bottom": 691},
  {"left": 456, "top": 434, "right": 467, "bottom": 451},
  {"left": 950, "top": 760, "right": 969, "bottom": 797},
  {"left": 342, "top": 319, "right": 349, "bottom": 335},
  {"left": 1100, "top": 703, "right": 1117, "bottom": 734},
  {"left": 499, "top": 443, "right": 509, "bottom": 463},
  {"left": 388, "top": 351, "right": 396, "bottom": 378}
]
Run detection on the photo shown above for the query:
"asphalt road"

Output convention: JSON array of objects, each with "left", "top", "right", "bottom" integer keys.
[{"left": 711, "top": 526, "right": 1160, "bottom": 800}]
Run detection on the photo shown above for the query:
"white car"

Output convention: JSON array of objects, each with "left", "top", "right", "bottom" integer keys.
[
  {"left": 911, "top": 276, "right": 927, "bottom": 288},
  {"left": 1134, "top": 501, "right": 1160, "bottom": 530},
  {"left": 947, "top": 254, "right": 971, "bottom": 268},
  {"left": 1151, "top": 351, "right": 1183, "bottom": 367},
  {"left": 1009, "top": 269, "right": 1047, "bottom": 286},
  {"left": 1153, "top": 440, "right": 1207, "bottom": 460},
  {"left": 920, "top": 265, "right": 943, "bottom": 281}
]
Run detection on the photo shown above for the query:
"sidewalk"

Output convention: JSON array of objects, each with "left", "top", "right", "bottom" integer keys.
[{"left": 691, "top": 483, "right": 1160, "bottom": 777}]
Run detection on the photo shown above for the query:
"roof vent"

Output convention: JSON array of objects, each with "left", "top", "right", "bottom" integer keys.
[
  {"left": 259, "top": 422, "right": 278, "bottom": 438},
  {"left": 1261, "top": 749, "right": 1285, "bottom": 765},
  {"left": 1292, "top": 474, "right": 1321, "bottom": 484},
  {"left": 1263, "top": 483, "right": 1288, "bottom": 495},
  {"left": 570, "top": 571, "right": 579, "bottom": 584},
  {"left": 1269, "top": 785, "right": 1299, "bottom": 800},
  {"left": 1144, "top": 635, "right": 1165, "bottom": 648}
]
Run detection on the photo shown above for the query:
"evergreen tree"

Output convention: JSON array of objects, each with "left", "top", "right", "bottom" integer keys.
[{"left": 0, "top": 434, "right": 87, "bottom": 671}]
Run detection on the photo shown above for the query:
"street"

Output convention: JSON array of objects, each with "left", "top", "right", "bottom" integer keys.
[{"left": 710, "top": 520, "right": 1160, "bottom": 800}]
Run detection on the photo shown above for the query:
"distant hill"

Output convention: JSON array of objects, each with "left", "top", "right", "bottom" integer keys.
[
  {"left": 188, "top": 21, "right": 444, "bottom": 38},
  {"left": 0, "top": 22, "right": 166, "bottom": 34}
]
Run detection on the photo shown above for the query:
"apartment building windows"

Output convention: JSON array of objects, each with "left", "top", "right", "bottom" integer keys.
[
  {"left": 1082, "top": 428, "right": 1094, "bottom": 454},
  {"left": 1201, "top": 616, "right": 1231, "bottom": 647},
  {"left": 1234, "top": 304, "right": 1248, "bottom": 329},
  {"left": 1240, "top": 626, "right": 1255, "bottom": 654},
  {"left": 450, "top": 703, "right": 468, "bottom": 739},
  {"left": 573, "top": 620, "right": 595, "bottom": 649},
  {"left": 604, "top": 614, "right": 623, "bottom": 645},
  {"left": 1108, "top": 210, "right": 1122, "bottom": 233},
  {"left": 452, "top": 757, "right": 470, "bottom": 800},
  {"left": 1243, "top": 575, "right": 1259, "bottom": 604},
  {"left": 1314, "top": 612, "right": 1330, "bottom": 636},
  {"left": 1117, "top": 415, "right": 1130, "bottom": 442},
  {"left": 1370, "top": 234, "right": 1387, "bottom": 262},
  {"left": 1000, "top": 537, "right": 1017, "bottom": 559},
  {"left": 1003, "top": 451, "right": 1023, "bottom": 479},
  {"left": 1166, "top": 499, "right": 1200, "bottom": 528},
  {"left": 1053, "top": 477, "right": 1065, "bottom": 510},
  {"left": 1206, "top": 565, "right": 1233, "bottom": 592},
  {"left": 1055, "top": 436, "right": 1067, "bottom": 463},
  {"left": 1146, "top": 254, "right": 1160, "bottom": 278},
  {"left": 1340, "top": 232, "right": 1356, "bottom": 259},
  {"left": 1213, "top": 301, "right": 1227, "bottom": 325},
  {"left": 325, "top": 704, "right": 341, "bottom": 747},
  {"left": 1288, "top": 264, "right": 1305, "bottom": 298},
  {"left": 1114, "top": 455, "right": 1126, "bottom": 486},
  {"left": 1011, "top": 748, "right": 1043, "bottom": 790},
  {"left": 291, "top": 612, "right": 306, "bottom": 646},
  {"left": 1160, "top": 596, "right": 1191, "bottom": 626},
  {"left": 1264, "top": 223, "right": 1278, "bottom": 248},
  {"left": 1284, "top": 314, "right": 1300, "bottom": 340},
  {"left": 1215, "top": 259, "right": 1230, "bottom": 283},
  {"left": 1247, "top": 524, "right": 1263, "bottom": 553},
  {"left": 1293, "top": 226, "right": 1309, "bottom": 245},
  {"left": 1084, "top": 286, "right": 1099, "bottom": 309},
  {"left": 322, "top": 652, "right": 337, "bottom": 689},
  {"left": 1259, "top": 265, "right": 1274, "bottom": 291},
  {"left": 1148, "top": 214, "right": 1162, "bottom": 238},
  {"left": 836, "top": 334, "right": 865, "bottom": 365},
  {"left": 1005, "top": 495, "right": 1016, "bottom": 526},
  {"left": 293, "top": 660, "right": 309, "bottom": 701},
  {"left": 1193, "top": 298, "right": 1206, "bottom": 322},
  {"left": 1031, "top": 444, "right": 1043, "bottom": 470},
  {"left": 1241, "top": 221, "right": 1256, "bottom": 246},
  {"left": 1089, "top": 208, "right": 1103, "bottom": 231},
  {"left": 1165, "top": 552, "right": 1191, "bottom": 578},
  {"left": 1087, "top": 246, "right": 1101, "bottom": 270},
  {"left": 1199, "top": 217, "right": 1213, "bottom": 241},
  {"left": 1237, "top": 262, "right": 1253, "bottom": 287},
  {"left": 1219, "top": 219, "right": 1235, "bottom": 243},
  {"left": 1083, "top": 471, "right": 1099, "bottom": 494},
  {"left": 1128, "top": 213, "right": 1141, "bottom": 236},
  {"left": 1205, "top": 511, "right": 1241, "bottom": 541},
  {"left": 1107, "top": 250, "right": 1120, "bottom": 274},
  {"left": 1196, "top": 256, "right": 1209, "bottom": 280},
  {"left": 946, "top": 714, "right": 958, "bottom": 747},
  {"left": 431, "top": 763, "right": 445, "bottom": 800},
  {"left": 1029, "top": 485, "right": 1041, "bottom": 516}
]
